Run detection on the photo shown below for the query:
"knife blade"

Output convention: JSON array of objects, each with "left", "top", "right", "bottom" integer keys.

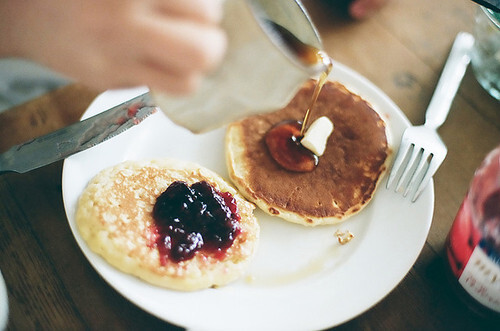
[{"left": 0, "top": 92, "right": 157, "bottom": 174}]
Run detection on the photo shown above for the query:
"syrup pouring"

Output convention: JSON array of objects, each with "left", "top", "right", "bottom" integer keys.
[{"left": 265, "top": 23, "right": 334, "bottom": 172}]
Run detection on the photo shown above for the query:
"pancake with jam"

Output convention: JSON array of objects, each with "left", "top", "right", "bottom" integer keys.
[
  {"left": 225, "top": 80, "right": 391, "bottom": 226},
  {"left": 76, "top": 158, "right": 259, "bottom": 291}
]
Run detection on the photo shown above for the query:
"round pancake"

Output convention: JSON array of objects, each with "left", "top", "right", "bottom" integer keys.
[
  {"left": 225, "top": 80, "right": 391, "bottom": 226},
  {"left": 76, "top": 158, "right": 259, "bottom": 291}
]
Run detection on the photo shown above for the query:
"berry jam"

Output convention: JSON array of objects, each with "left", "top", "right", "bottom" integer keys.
[
  {"left": 152, "top": 181, "right": 241, "bottom": 264},
  {"left": 265, "top": 120, "right": 318, "bottom": 172}
]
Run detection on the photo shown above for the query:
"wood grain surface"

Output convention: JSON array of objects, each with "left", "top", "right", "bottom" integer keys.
[{"left": 1, "top": 0, "right": 499, "bottom": 329}]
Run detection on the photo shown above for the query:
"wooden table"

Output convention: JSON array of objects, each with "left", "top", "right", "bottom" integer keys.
[{"left": 1, "top": 0, "right": 499, "bottom": 329}]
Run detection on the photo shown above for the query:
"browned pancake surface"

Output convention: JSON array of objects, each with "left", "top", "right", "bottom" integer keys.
[{"left": 226, "top": 80, "right": 390, "bottom": 225}]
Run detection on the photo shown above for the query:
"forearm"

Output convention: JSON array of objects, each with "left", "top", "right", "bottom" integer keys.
[{"left": 0, "top": 0, "right": 227, "bottom": 95}]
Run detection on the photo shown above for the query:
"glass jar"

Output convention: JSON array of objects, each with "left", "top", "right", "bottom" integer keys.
[
  {"left": 471, "top": 6, "right": 500, "bottom": 100},
  {"left": 446, "top": 145, "right": 500, "bottom": 319}
]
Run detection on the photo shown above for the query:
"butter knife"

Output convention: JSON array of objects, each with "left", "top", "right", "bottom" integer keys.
[{"left": 0, "top": 92, "right": 156, "bottom": 174}]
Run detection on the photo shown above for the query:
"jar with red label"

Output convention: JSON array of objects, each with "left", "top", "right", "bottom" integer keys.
[{"left": 446, "top": 144, "right": 500, "bottom": 319}]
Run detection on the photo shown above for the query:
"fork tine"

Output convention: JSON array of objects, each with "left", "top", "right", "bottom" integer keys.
[
  {"left": 404, "top": 150, "right": 432, "bottom": 197},
  {"left": 386, "top": 142, "right": 412, "bottom": 189},
  {"left": 396, "top": 145, "right": 422, "bottom": 192},
  {"left": 412, "top": 150, "right": 447, "bottom": 202},
  {"left": 386, "top": 32, "right": 472, "bottom": 201}
]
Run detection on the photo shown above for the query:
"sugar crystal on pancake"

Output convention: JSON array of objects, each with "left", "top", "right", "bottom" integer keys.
[{"left": 225, "top": 80, "right": 391, "bottom": 226}]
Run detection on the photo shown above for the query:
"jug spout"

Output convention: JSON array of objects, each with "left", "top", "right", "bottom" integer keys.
[
  {"left": 249, "top": 0, "right": 329, "bottom": 75},
  {"left": 153, "top": 0, "right": 329, "bottom": 133}
]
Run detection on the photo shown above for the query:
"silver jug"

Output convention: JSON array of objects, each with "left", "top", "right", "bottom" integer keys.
[{"left": 153, "top": 0, "right": 328, "bottom": 133}]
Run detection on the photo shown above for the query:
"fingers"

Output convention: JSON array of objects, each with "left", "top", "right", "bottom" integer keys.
[
  {"left": 75, "top": 50, "right": 204, "bottom": 95},
  {"left": 349, "top": 0, "right": 388, "bottom": 19},
  {"left": 138, "top": 16, "right": 227, "bottom": 76},
  {"left": 155, "top": 0, "right": 224, "bottom": 25},
  {"left": 8, "top": 0, "right": 228, "bottom": 96},
  {"left": 124, "top": 60, "right": 205, "bottom": 95},
  {"left": 92, "top": 17, "right": 226, "bottom": 95},
  {"left": 129, "top": 0, "right": 227, "bottom": 94}
]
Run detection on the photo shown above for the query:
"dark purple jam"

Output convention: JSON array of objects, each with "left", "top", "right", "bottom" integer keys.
[{"left": 152, "top": 181, "right": 241, "bottom": 264}]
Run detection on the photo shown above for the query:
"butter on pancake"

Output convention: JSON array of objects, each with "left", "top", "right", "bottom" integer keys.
[
  {"left": 76, "top": 159, "right": 259, "bottom": 291},
  {"left": 225, "top": 80, "right": 391, "bottom": 226}
]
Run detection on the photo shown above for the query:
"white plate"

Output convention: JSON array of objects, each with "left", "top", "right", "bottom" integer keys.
[{"left": 62, "top": 62, "right": 433, "bottom": 331}]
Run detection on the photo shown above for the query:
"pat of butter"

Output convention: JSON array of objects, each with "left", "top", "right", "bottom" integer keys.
[{"left": 301, "top": 116, "right": 334, "bottom": 156}]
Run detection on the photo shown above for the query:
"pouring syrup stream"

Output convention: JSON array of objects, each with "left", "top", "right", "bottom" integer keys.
[
  {"left": 300, "top": 52, "right": 333, "bottom": 136},
  {"left": 265, "top": 22, "right": 333, "bottom": 172}
]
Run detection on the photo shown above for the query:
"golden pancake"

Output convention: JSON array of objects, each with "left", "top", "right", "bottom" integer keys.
[
  {"left": 225, "top": 80, "right": 391, "bottom": 226},
  {"left": 76, "top": 158, "right": 259, "bottom": 291}
]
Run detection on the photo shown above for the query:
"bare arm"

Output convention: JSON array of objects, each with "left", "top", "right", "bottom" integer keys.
[{"left": 0, "top": 0, "right": 227, "bottom": 95}]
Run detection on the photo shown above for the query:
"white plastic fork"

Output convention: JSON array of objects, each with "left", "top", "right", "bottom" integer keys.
[{"left": 386, "top": 32, "right": 475, "bottom": 202}]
